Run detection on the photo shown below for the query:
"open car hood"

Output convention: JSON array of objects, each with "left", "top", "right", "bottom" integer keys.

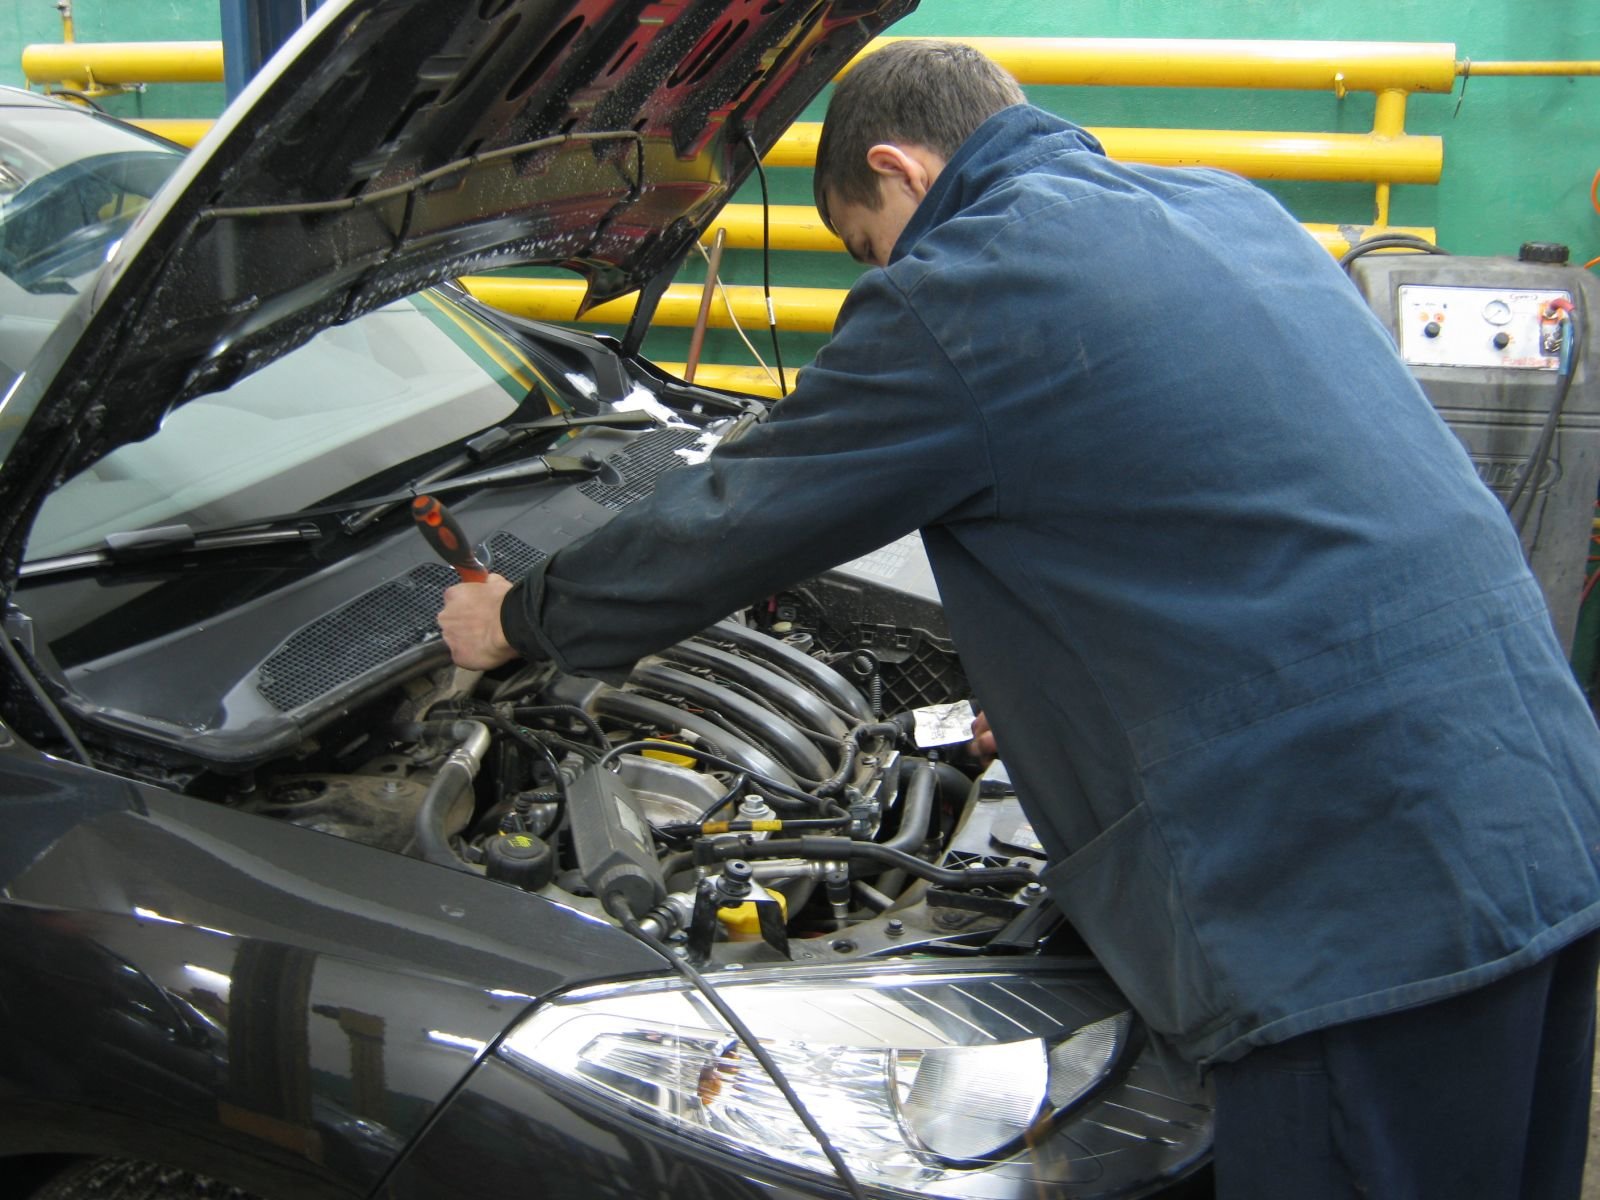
[{"left": 0, "top": 0, "right": 912, "bottom": 591}]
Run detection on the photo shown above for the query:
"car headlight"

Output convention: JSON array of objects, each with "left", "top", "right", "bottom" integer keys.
[{"left": 499, "top": 964, "right": 1207, "bottom": 1196}]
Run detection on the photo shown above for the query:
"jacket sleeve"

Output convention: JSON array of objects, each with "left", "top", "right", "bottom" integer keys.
[{"left": 499, "top": 268, "right": 995, "bottom": 681}]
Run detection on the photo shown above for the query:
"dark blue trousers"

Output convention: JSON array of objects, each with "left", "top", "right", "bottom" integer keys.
[{"left": 1210, "top": 931, "right": 1600, "bottom": 1199}]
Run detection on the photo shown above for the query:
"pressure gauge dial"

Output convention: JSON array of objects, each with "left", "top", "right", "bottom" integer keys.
[{"left": 1483, "top": 298, "right": 1513, "bottom": 326}]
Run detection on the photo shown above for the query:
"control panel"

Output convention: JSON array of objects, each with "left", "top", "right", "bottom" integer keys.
[{"left": 1397, "top": 284, "right": 1571, "bottom": 371}]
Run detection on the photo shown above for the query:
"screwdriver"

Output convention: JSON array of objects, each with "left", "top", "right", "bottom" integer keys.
[{"left": 412, "top": 495, "right": 488, "bottom": 582}]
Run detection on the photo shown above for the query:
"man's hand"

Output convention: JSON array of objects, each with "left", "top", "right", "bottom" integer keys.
[
  {"left": 967, "top": 709, "right": 998, "bottom": 766},
  {"left": 438, "top": 573, "right": 519, "bottom": 670}
]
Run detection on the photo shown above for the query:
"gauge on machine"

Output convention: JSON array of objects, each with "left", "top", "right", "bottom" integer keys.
[{"left": 1483, "top": 298, "right": 1513, "bottom": 326}]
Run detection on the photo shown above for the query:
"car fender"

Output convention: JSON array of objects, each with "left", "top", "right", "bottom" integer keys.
[{"left": 0, "top": 741, "right": 663, "bottom": 1196}]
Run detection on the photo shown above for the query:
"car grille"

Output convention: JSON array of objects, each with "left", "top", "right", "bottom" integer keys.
[
  {"left": 256, "top": 531, "right": 544, "bottom": 712},
  {"left": 578, "top": 426, "right": 706, "bottom": 511}
]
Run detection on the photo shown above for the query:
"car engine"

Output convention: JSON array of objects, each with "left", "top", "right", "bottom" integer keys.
[{"left": 226, "top": 601, "right": 1054, "bottom": 965}]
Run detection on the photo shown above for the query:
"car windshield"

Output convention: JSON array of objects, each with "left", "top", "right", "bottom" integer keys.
[
  {"left": 4, "top": 99, "right": 560, "bottom": 562},
  {"left": 0, "top": 102, "right": 183, "bottom": 390},
  {"left": 25, "top": 289, "right": 547, "bottom": 560}
]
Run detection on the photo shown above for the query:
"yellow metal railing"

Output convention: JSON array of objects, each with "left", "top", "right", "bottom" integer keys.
[
  {"left": 857, "top": 37, "right": 1458, "bottom": 92},
  {"left": 41, "top": 36, "right": 1455, "bottom": 196},
  {"left": 23, "top": 34, "right": 1600, "bottom": 396},
  {"left": 22, "top": 40, "right": 224, "bottom": 95}
]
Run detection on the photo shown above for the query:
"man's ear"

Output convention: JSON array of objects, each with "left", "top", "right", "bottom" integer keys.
[{"left": 864, "top": 143, "right": 943, "bottom": 203}]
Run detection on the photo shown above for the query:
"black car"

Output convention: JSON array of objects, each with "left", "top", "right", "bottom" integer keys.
[{"left": 0, "top": 3, "right": 1211, "bottom": 1198}]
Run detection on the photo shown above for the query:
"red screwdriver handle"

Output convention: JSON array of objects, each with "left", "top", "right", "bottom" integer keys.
[{"left": 412, "top": 495, "right": 489, "bottom": 583}]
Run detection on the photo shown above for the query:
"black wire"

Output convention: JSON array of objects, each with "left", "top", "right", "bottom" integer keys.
[
  {"left": 815, "top": 722, "right": 900, "bottom": 799},
  {"left": 434, "top": 700, "right": 598, "bottom": 789},
  {"left": 1338, "top": 234, "right": 1450, "bottom": 273},
  {"left": 447, "top": 705, "right": 571, "bottom": 805},
  {"left": 625, "top": 685, "right": 829, "bottom": 789},
  {"left": 509, "top": 704, "right": 609, "bottom": 749},
  {"left": 614, "top": 909, "right": 866, "bottom": 1200},
  {"left": 45, "top": 87, "right": 107, "bottom": 112},
  {"left": 536, "top": 733, "right": 603, "bottom": 764},
  {"left": 743, "top": 129, "right": 788, "bottom": 397},
  {"left": 696, "top": 770, "right": 749, "bottom": 824},
  {"left": 1505, "top": 306, "right": 1586, "bottom": 531},
  {"left": 701, "top": 835, "right": 1038, "bottom": 888}
]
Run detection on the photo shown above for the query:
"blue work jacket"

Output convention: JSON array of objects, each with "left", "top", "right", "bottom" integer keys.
[{"left": 504, "top": 105, "right": 1600, "bottom": 1065}]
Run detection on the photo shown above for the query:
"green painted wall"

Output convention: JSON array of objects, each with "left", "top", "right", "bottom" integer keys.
[
  {"left": 3, "top": 0, "right": 1597, "bottom": 372},
  {"left": 1, "top": 1, "right": 226, "bottom": 118}
]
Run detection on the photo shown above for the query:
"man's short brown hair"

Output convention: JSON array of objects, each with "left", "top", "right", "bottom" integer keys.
[{"left": 813, "top": 39, "right": 1026, "bottom": 232}]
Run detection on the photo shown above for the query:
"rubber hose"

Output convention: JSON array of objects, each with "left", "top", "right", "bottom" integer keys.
[
  {"left": 880, "top": 758, "right": 935, "bottom": 855},
  {"left": 814, "top": 721, "right": 901, "bottom": 799},
  {"left": 413, "top": 721, "right": 491, "bottom": 873},
  {"left": 698, "top": 836, "right": 1036, "bottom": 889}
]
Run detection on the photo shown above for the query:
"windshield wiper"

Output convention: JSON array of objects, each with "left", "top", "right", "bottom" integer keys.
[
  {"left": 335, "top": 450, "right": 614, "bottom": 512},
  {"left": 19, "top": 437, "right": 632, "bottom": 582},
  {"left": 20, "top": 521, "right": 326, "bottom": 580},
  {"left": 339, "top": 408, "right": 655, "bottom": 533}
]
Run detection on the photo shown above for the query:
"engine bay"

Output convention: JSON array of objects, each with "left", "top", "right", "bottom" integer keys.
[
  {"left": 220, "top": 597, "right": 1053, "bottom": 965},
  {"left": 18, "top": 418, "right": 1053, "bottom": 965}
]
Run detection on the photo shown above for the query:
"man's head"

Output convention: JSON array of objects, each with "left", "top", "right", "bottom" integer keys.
[{"left": 814, "top": 39, "right": 1025, "bottom": 266}]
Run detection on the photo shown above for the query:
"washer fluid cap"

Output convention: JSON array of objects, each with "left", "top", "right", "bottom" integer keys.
[{"left": 1519, "top": 242, "right": 1570, "bottom": 265}]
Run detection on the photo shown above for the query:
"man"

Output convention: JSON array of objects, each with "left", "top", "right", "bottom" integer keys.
[{"left": 440, "top": 40, "right": 1600, "bottom": 1198}]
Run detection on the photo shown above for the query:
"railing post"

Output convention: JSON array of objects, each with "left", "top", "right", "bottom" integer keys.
[{"left": 219, "top": 0, "right": 322, "bottom": 101}]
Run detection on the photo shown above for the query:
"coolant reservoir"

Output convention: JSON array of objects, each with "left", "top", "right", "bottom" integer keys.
[{"left": 716, "top": 880, "right": 788, "bottom": 940}]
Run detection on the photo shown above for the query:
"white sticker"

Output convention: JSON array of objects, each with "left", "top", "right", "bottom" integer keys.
[
  {"left": 613, "top": 384, "right": 686, "bottom": 426},
  {"left": 563, "top": 372, "right": 599, "bottom": 399},
  {"left": 674, "top": 430, "right": 723, "bottom": 466},
  {"left": 913, "top": 699, "right": 977, "bottom": 748},
  {"left": 614, "top": 794, "right": 650, "bottom": 848}
]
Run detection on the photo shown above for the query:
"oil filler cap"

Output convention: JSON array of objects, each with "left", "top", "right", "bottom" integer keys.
[{"left": 1519, "top": 242, "right": 1570, "bottom": 265}]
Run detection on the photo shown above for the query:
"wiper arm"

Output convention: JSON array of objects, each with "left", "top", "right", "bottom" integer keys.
[
  {"left": 339, "top": 452, "right": 613, "bottom": 510},
  {"left": 19, "top": 452, "right": 614, "bottom": 581},
  {"left": 19, "top": 409, "right": 655, "bottom": 581},
  {"left": 340, "top": 408, "right": 656, "bottom": 533}
]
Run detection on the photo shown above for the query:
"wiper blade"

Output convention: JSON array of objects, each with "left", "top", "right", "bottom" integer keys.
[
  {"left": 19, "top": 409, "right": 655, "bottom": 580},
  {"left": 19, "top": 453, "right": 611, "bottom": 581},
  {"left": 21, "top": 522, "right": 322, "bottom": 580}
]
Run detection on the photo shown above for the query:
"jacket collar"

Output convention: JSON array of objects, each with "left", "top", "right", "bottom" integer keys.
[{"left": 891, "top": 105, "right": 1105, "bottom": 263}]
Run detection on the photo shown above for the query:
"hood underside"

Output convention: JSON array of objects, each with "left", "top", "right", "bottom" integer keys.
[{"left": 0, "top": 0, "right": 912, "bottom": 589}]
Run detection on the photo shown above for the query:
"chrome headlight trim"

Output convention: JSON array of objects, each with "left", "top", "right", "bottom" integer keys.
[{"left": 496, "top": 961, "right": 1176, "bottom": 1197}]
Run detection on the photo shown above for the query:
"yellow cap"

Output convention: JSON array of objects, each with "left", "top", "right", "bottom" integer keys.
[{"left": 716, "top": 888, "right": 789, "bottom": 940}]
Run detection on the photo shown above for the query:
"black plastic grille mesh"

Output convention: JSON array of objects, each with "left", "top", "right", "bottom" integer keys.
[
  {"left": 880, "top": 641, "right": 970, "bottom": 713},
  {"left": 812, "top": 625, "right": 970, "bottom": 713},
  {"left": 256, "top": 532, "right": 544, "bottom": 712},
  {"left": 578, "top": 427, "right": 705, "bottom": 511}
]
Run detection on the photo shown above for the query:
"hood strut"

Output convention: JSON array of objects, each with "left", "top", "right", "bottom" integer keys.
[{"left": 623, "top": 265, "right": 678, "bottom": 358}]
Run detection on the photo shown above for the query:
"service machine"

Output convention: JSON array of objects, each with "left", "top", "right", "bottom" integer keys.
[{"left": 1351, "top": 245, "right": 1600, "bottom": 659}]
